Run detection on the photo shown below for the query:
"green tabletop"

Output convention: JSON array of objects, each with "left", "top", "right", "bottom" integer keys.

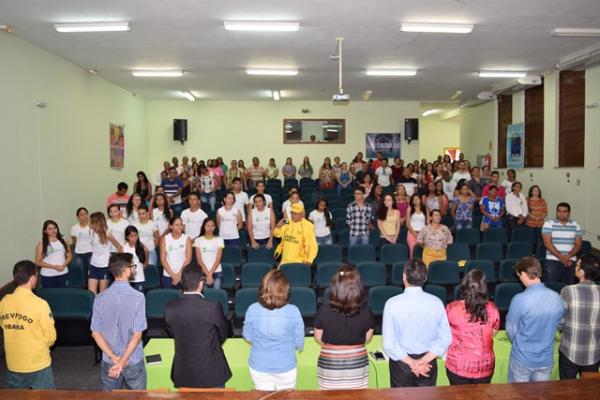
[{"left": 145, "top": 331, "right": 559, "bottom": 390}]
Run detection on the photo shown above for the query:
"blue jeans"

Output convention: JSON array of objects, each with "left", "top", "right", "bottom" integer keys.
[
  {"left": 161, "top": 275, "right": 182, "bottom": 289},
  {"left": 171, "top": 203, "right": 183, "bottom": 217},
  {"left": 224, "top": 238, "right": 241, "bottom": 246},
  {"left": 316, "top": 234, "right": 333, "bottom": 246},
  {"left": 207, "top": 272, "right": 223, "bottom": 289},
  {"left": 255, "top": 238, "right": 270, "bottom": 246},
  {"left": 349, "top": 234, "right": 369, "bottom": 246},
  {"left": 454, "top": 219, "right": 473, "bottom": 230},
  {"left": 73, "top": 252, "right": 92, "bottom": 272},
  {"left": 5, "top": 366, "right": 55, "bottom": 389},
  {"left": 544, "top": 259, "right": 576, "bottom": 284},
  {"left": 101, "top": 360, "right": 146, "bottom": 391},
  {"left": 41, "top": 274, "right": 68, "bottom": 288},
  {"left": 147, "top": 250, "right": 158, "bottom": 266},
  {"left": 201, "top": 192, "right": 216, "bottom": 212},
  {"left": 130, "top": 282, "right": 144, "bottom": 292},
  {"left": 508, "top": 357, "right": 552, "bottom": 383}
]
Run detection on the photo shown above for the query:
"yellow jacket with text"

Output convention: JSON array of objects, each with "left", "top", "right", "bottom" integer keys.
[
  {"left": 0, "top": 287, "right": 56, "bottom": 373},
  {"left": 274, "top": 218, "right": 318, "bottom": 265}
]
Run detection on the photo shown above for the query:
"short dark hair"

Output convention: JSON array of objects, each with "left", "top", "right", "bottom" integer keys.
[
  {"left": 491, "top": 171, "right": 499, "bottom": 177},
  {"left": 188, "top": 191, "right": 200, "bottom": 200},
  {"left": 515, "top": 256, "right": 542, "bottom": 280},
  {"left": 328, "top": 265, "right": 365, "bottom": 315},
  {"left": 404, "top": 259, "right": 427, "bottom": 287},
  {"left": 259, "top": 269, "right": 290, "bottom": 310},
  {"left": 181, "top": 264, "right": 204, "bottom": 292},
  {"left": 109, "top": 253, "right": 134, "bottom": 278},
  {"left": 13, "top": 260, "right": 37, "bottom": 285},
  {"left": 578, "top": 254, "right": 600, "bottom": 281},
  {"left": 232, "top": 177, "right": 241, "bottom": 184},
  {"left": 511, "top": 181, "right": 522, "bottom": 190},
  {"left": 138, "top": 203, "right": 149, "bottom": 212},
  {"left": 117, "top": 182, "right": 128, "bottom": 191},
  {"left": 354, "top": 186, "right": 365, "bottom": 194},
  {"left": 557, "top": 202, "right": 571, "bottom": 212}
]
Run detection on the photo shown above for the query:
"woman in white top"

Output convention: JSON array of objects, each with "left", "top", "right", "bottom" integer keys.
[
  {"left": 152, "top": 193, "right": 172, "bottom": 237},
  {"left": 123, "top": 225, "right": 148, "bottom": 292},
  {"left": 70, "top": 207, "right": 93, "bottom": 273},
  {"left": 406, "top": 194, "right": 428, "bottom": 258},
  {"left": 308, "top": 198, "right": 333, "bottom": 245},
  {"left": 89, "top": 212, "right": 122, "bottom": 294},
  {"left": 194, "top": 218, "right": 225, "bottom": 289},
  {"left": 135, "top": 204, "right": 160, "bottom": 266},
  {"left": 282, "top": 189, "right": 305, "bottom": 221},
  {"left": 160, "top": 216, "right": 192, "bottom": 289},
  {"left": 106, "top": 204, "right": 129, "bottom": 252},
  {"left": 126, "top": 193, "right": 144, "bottom": 224},
  {"left": 501, "top": 169, "right": 517, "bottom": 194},
  {"left": 505, "top": 181, "right": 529, "bottom": 237},
  {"left": 217, "top": 192, "right": 243, "bottom": 246},
  {"left": 377, "top": 194, "right": 401, "bottom": 246},
  {"left": 247, "top": 194, "right": 276, "bottom": 249},
  {"left": 35, "top": 220, "right": 73, "bottom": 288}
]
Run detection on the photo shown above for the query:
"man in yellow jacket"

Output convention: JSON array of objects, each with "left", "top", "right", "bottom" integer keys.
[
  {"left": 274, "top": 203, "right": 318, "bottom": 265},
  {"left": 0, "top": 260, "right": 56, "bottom": 389}
]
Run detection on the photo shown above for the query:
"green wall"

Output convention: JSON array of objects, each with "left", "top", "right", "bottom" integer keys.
[
  {"left": 459, "top": 67, "right": 600, "bottom": 249},
  {"left": 418, "top": 117, "right": 461, "bottom": 161},
  {"left": 0, "top": 33, "right": 148, "bottom": 283}
]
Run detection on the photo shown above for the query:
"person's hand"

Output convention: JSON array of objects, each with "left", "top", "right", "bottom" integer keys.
[
  {"left": 56, "top": 264, "right": 66, "bottom": 272},
  {"left": 560, "top": 255, "right": 572, "bottom": 267},
  {"left": 172, "top": 273, "right": 181, "bottom": 285},
  {"left": 266, "top": 239, "right": 273, "bottom": 250},
  {"left": 206, "top": 273, "right": 214, "bottom": 286},
  {"left": 276, "top": 219, "right": 287, "bottom": 228},
  {"left": 108, "top": 361, "right": 124, "bottom": 379},
  {"left": 411, "top": 358, "right": 432, "bottom": 377},
  {"left": 109, "top": 354, "right": 120, "bottom": 365},
  {"left": 251, "top": 240, "right": 259, "bottom": 250}
]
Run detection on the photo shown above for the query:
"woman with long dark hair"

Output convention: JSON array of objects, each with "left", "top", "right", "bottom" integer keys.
[
  {"left": 318, "top": 157, "right": 335, "bottom": 190},
  {"left": 445, "top": 269, "right": 500, "bottom": 385},
  {"left": 133, "top": 171, "right": 152, "bottom": 203},
  {"left": 308, "top": 198, "right": 333, "bottom": 245},
  {"left": 417, "top": 209, "right": 453, "bottom": 266},
  {"left": 194, "top": 218, "right": 224, "bottom": 288},
  {"left": 126, "top": 193, "right": 144, "bottom": 224},
  {"left": 377, "top": 194, "right": 400, "bottom": 246},
  {"left": 526, "top": 185, "right": 547, "bottom": 239},
  {"left": 35, "top": 220, "right": 73, "bottom": 288},
  {"left": 314, "top": 265, "right": 375, "bottom": 390},
  {"left": 70, "top": 207, "right": 93, "bottom": 274},
  {"left": 406, "top": 194, "right": 427, "bottom": 258},
  {"left": 122, "top": 225, "right": 148, "bottom": 292},
  {"left": 152, "top": 192, "right": 172, "bottom": 237}
]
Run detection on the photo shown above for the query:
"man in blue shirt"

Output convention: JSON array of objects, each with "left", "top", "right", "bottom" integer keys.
[
  {"left": 506, "top": 256, "right": 565, "bottom": 383},
  {"left": 91, "top": 253, "right": 147, "bottom": 391},
  {"left": 382, "top": 259, "right": 451, "bottom": 387},
  {"left": 161, "top": 167, "right": 184, "bottom": 216}
]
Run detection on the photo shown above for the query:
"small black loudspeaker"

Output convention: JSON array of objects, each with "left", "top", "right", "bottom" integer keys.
[
  {"left": 405, "top": 118, "right": 419, "bottom": 143},
  {"left": 173, "top": 119, "right": 187, "bottom": 145}
]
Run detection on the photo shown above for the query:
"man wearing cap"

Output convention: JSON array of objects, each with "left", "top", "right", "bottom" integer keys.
[{"left": 274, "top": 203, "right": 318, "bottom": 265}]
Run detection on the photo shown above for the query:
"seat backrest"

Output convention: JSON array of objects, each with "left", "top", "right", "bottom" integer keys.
[
  {"left": 499, "top": 259, "right": 519, "bottom": 282},
  {"left": 247, "top": 247, "right": 275, "bottom": 265},
  {"left": 506, "top": 241, "right": 533, "bottom": 259},
  {"left": 143, "top": 264, "right": 161, "bottom": 290},
  {"left": 511, "top": 227, "right": 535, "bottom": 242},
  {"left": 280, "top": 263, "right": 312, "bottom": 286},
  {"left": 316, "top": 262, "right": 342, "bottom": 288},
  {"left": 37, "top": 288, "right": 95, "bottom": 319},
  {"left": 546, "top": 281, "right": 566, "bottom": 294},
  {"left": 455, "top": 228, "right": 480, "bottom": 246},
  {"left": 290, "top": 287, "right": 317, "bottom": 316},
  {"left": 220, "top": 263, "right": 236, "bottom": 289},
  {"left": 446, "top": 243, "right": 471, "bottom": 262},
  {"left": 483, "top": 228, "right": 507, "bottom": 244},
  {"left": 423, "top": 284, "right": 447, "bottom": 306},
  {"left": 476, "top": 242, "right": 504, "bottom": 261},
  {"left": 428, "top": 261, "right": 460, "bottom": 285},
  {"left": 356, "top": 262, "right": 386, "bottom": 287},
  {"left": 348, "top": 244, "right": 376, "bottom": 264},
  {"left": 222, "top": 245, "right": 243, "bottom": 266},
  {"left": 464, "top": 260, "right": 496, "bottom": 282},
  {"left": 146, "top": 289, "right": 182, "bottom": 319},
  {"left": 234, "top": 288, "right": 259, "bottom": 317},
  {"left": 494, "top": 282, "right": 524, "bottom": 311},
  {"left": 65, "top": 263, "right": 86, "bottom": 288},
  {"left": 241, "top": 263, "right": 272, "bottom": 287},
  {"left": 380, "top": 244, "right": 409, "bottom": 265},
  {"left": 315, "top": 244, "right": 343, "bottom": 265},
  {"left": 368, "top": 286, "right": 403, "bottom": 315},
  {"left": 202, "top": 288, "right": 229, "bottom": 316},
  {"left": 391, "top": 262, "right": 405, "bottom": 286}
]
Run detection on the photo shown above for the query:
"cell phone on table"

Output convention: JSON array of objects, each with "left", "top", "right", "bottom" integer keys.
[
  {"left": 145, "top": 354, "right": 162, "bottom": 365},
  {"left": 370, "top": 351, "right": 385, "bottom": 361}
]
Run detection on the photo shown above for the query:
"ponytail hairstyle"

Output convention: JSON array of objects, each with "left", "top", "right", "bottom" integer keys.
[
  {"left": 42, "top": 220, "right": 69, "bottom": 258},
  {"left": 90, "top": 212, "right": 109, "bottom": 245},
  {"left": 459, "top": 269, "right": 489, "bottom": 324},
  {"left": 124, "top": 225, "right": 146, "bottom": 264}
]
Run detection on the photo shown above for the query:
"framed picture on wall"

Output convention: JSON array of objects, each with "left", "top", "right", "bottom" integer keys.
[
  {"left": 444, "top": 147, "right": 461, "bottom": 162},
  {"left": 366, "top": 133, "right": 401, "bottom": 158}
]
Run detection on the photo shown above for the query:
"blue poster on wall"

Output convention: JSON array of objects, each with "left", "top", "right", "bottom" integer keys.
[
  {"left": 506, "top": 123, "right": 524, "bottom": 169},
  {"left": 366, "top": 133, "right": 401, "bottom": 158}
]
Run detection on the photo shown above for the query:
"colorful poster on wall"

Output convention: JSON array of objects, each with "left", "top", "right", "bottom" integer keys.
[
  {"left": 366, "top": 133, "right": 401, "bottom": 158},
  {"left": 110, "top": 123, "right": 125, "bottom": 169},
  {"left": 506, "top": 123, "right": 524, "bottom": 169}
]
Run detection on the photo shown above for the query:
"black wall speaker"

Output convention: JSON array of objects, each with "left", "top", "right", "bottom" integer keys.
[
  {"left": 404, "top": 118, "right": 419, "bottom": 143},
  {"left": 173, "top": 119, "right": 187, "bottom": 145}
]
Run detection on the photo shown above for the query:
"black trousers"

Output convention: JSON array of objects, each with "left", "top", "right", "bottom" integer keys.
[
  {"left": 446, "top": 367, "right": 492, "bottom": 385},
  {"left": 559, "top": 351, "right": 600, "bottom": 380},
  {"left": 390, "top": 353, "right": 437, "bottom": 388}
]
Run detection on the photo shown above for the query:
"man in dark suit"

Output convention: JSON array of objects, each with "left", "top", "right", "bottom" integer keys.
[{"left": 165, "top": 264, "right": 231, "bottom": 388}]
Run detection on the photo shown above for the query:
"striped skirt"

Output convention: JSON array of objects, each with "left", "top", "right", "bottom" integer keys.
[{"left": 317, "top": 344, "right": 369, "bottom": 390}]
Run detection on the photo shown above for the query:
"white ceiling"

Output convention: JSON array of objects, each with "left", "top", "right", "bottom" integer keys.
[{"left": 2, "top": 0, "right": 600, "bottom": 101}]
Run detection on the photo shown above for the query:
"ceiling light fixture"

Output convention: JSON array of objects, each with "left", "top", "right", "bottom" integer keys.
[
  {"left": 366, "top": 69, "right": 417, "bottom": 76},
  {"left": 0, "top": 24, "right": 14, "bottom": 33},
  {"left": 551, "top": 28, "right": 600, "bottom": 37},
  {"left": 246, "top": 68, "right": 298, "bottom": 76},
  {"left": 132, "top": 70, "right": 183, "bottom": 77},
  {"left": 478, "top": 71, "right": 527, "bottom": 78},
  {"left": 181, "top": 91, "right": 195, "bottom": 102},
  {"left": 450, "top": 90, "right": 462, "bottom": 100},
  {"left": 400, "top": 22, "right": 473, "bottom": 34},
  {"left": 272, "top": 90, "right": 281, "bottom": 101},
  {"left": 54, "top": 22, "right": 130, "bottom": 33},
  {"left": 422, "top": 109, "right": 440, "bottom": 117},
  {"left": 224, "top": 21, "right": 299, "bottom": 32}
]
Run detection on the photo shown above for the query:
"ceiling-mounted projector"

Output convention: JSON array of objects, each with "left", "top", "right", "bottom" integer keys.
[
  {"left": 332, "top": 92, "right": 350, "bottom": 104},
  {"left": 331, "top": 38, "right": 349, "bottom": 105}
]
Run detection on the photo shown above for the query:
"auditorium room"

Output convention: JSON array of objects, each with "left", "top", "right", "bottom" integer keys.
[{"left": 1, "top": 0, "right": 600, "bottom": 398}]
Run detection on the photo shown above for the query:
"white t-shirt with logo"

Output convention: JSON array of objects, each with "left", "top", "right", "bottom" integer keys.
[
  {"left": 251, "top": 207, "right": 272, "bottom": 240},
  {"left": 218, "top": 206, "right": 240, "bottom": 240},
  {"left": 180, "top": 208, "right": 208, "bottom": 241},
  {"left": 41, "top": 240, "right": 68, "bottom": 277},
  {"left": 122, "top": 242, "right": 145, "bottom": 283},
  {"left": 135, "top": 220, "right": 159, "bottom": 251},
  {"left": 193, "top": 236, "right": 225, "bottom": 273},
  {"left": 234, "top": 191, "right": 249, "bottom": 222},
  {"left": 152, "top": 208, "right": 170, "bottom": 236},
  {"left": 106, "top": 218, "right": 129, "bottom": 251},
  {"left": 249, "top": 193, "right": 273, "bottom": 208},
  {"left": 308, "top": 210, "right": 332, "bottom": 238},
  {"left": 70, "top": 223, "right": 93, "bottom": 254},
  {"left": 375, "top": 166, "right": 393, "bottom": 187}
]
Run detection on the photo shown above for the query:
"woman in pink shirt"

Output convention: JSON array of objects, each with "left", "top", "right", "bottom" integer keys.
[{"left": 445, "top": 269, "right": 500, "bottom": 385}]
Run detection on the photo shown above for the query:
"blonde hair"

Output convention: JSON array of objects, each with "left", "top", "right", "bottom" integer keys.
[
  {"left": 90, "top": 212, "right": 109, "bottom": 244},
  {"left": 258, "top": 269, "right": 290, "bottom": 310}
]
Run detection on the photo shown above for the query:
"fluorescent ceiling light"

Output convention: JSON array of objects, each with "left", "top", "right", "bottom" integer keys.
[
  {"left": 132, "top": 70, "right": 183, "bottom": 77},
  {"left": 552, "top": 28, "right": 600, "bottom": 37},
  {"left": 224, "top": 21, "right": 299, "bottom": 32},
  {"left": 181, "top": 91, "right": 195, "bottom": 102},
  {"left": 272, "top": 90, "right": 281, "bottom": 101},
  {"left": 478, "top": 71, "right": 527, "bottom": 78},
  {"left": 422, "top": 109, "right": 440, "bottom": 117},
  {"left": 54, "top": 22, "right": 130, "bottom": 33},
  {"left": 366, "top": 69, "right": 417, "bottom": 76},
  {"left": 400, "top": 22, "right": 473, "bottom": 34},
  {"left": 247, "top": 68, "right": 298, "bottom": 76}
]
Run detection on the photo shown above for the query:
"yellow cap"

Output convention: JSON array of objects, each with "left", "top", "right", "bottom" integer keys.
[{"left": 291, "top": 203, "right": 304, "bottom": 214}]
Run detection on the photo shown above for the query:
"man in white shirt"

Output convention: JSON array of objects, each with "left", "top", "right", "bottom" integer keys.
[
  {"left": 180, "top": 193, "right": 208, "bottom": 241},
  {"left": 375, "top": 159, "right": 393, "bottom": 188},
  {"left": 248, "top": 181, "right": 273, "bottom": 209},
  {"left": 451, "top": 161, "right": 471, "bottom": 186},
  {"left": 231, "top": 178, "right": 249, "bottom": 223},
  {"left": 505, "top": 181, "right": 528, "bottom": 237},
  {"left": 442, "top": 171, "right": 456, "bottom": 201}
]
